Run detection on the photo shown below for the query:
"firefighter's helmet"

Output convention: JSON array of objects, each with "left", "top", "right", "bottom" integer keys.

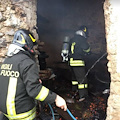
[
  {"left": 76, "top": 25, "right": 89, "bottom": 38},
  {"left": 12, "top": 29, "right": 37, "bottom": 54},
  {"left": 79, "top": 25, "right": 89, "bottom": 37}
]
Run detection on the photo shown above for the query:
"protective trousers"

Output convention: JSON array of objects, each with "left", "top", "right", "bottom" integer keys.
[{"left": 71, "top": 66, "right": 88, "bottom": 99}]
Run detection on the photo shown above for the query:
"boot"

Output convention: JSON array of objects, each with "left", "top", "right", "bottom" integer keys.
[{"left": 77, "top": 89, "right": 88, "bottom": 102}]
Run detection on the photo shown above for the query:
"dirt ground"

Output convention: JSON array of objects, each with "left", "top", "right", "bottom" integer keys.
[{"left": 37, "top": 55, "right": 110, "bottom": 120}]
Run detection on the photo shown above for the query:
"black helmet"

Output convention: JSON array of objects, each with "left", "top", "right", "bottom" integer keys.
[
  {"left": 12, "top": 29, "right": 37, "bottom": 54},
  {"left": 79, "top": 25, "right": 89, "bottom": 37}
]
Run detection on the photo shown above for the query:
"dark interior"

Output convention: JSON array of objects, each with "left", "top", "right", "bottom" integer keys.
[
  {"left": 36, "top": 0, "right": 110, "bottom": 119},
  {"left": 37, "top": 0, "right": 106, "bottom": 66}
]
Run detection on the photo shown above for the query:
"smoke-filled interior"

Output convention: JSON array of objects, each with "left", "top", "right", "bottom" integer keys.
[{"left": 36, "top": 0, "right": 110, "bottom": 119}]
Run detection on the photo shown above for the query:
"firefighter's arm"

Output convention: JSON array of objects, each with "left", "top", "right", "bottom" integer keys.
[
  {"left": 20, "top": 59, "right": 56, "bottom": 103},
  {"left": 81, "top": 41, "right": 91, "bottom": 55},
  {"left": 20, "top": 59, "right": 67, "bottom": 110},
  {"left": 83, "top": 47, "right": 91, "bottom": 55}
]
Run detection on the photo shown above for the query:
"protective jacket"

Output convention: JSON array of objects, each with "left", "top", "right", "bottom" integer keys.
[
  {"left": 0, "top": 51, "right": 56, "bottom": 120},
  {"left": 69, "top": 34, "right": 90, "bottom": 66}
]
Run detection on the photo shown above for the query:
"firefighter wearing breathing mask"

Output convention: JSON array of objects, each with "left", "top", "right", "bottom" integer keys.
[
  {"left": 69, "top": 26, "right": 91, "bottom": 102},
  {"left": 0, "top": 29, "right": 67, "bottom": 120}
]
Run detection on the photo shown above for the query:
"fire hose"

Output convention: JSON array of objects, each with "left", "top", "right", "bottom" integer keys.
[
  {"left": 48, "top": 104, "right": 55, "bottom": 120},
  {"left": 67, "top": 108, "right": 77, "bottom": 120},
  {"left": 83, "top": 52, "right": 107, "bottom": 81},
  {"left": 48, "top": 103, "right": 77, "bottom": 120}
]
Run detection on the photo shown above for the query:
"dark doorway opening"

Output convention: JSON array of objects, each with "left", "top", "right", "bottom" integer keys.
[{"left": 36, "top": 0, "right": 110, "bottom": 120}]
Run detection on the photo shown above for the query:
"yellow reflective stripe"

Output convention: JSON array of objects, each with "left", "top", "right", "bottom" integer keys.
[
  {"left": 78, "top": 84, "right": 88, "bottom": 89},
  {"left": 83, "top": 47, "right": 90, "bottom": 53},
  {"left": 29, "top": 34, "right": 36, "bottom": 42},
  {"left": 71, "top": 42, "right": 76, "bottom": 54},
  {"left": 72, "top": 81, "right": 78, "bottom": 85},
  {"left": 22, "top": 111, "right": 36, "bottom": 120},
  {"left": 70, "top": 58, "right": 85, "bottom": 66},
  {"left": 5, "top": 107, "right": 36, "bottom": 120},
  {"left": 7, "top": 77, "right": 17, "bottom": 116},
  {"left": 83, "top": 27, "right": 87, "bottom": 32},
  {"left": 85, "top": 84, "right": 88, "bottom": 88},
  {"left": 35, "top": 86, "right": 49, "bottom": 101},
  {"left": 17, "top": 35, "right": 26, "bottom": 44}
]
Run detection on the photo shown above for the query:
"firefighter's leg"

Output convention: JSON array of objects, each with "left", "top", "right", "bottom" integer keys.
[
  {"left": 71, "top": 67, "right": 78, "bottom": 92},
  {"left": 73, "top": 67, "right": 88, "bottom": 101},
  {"left": 64, "top": 67, "right": 77, "bottom": 103},
  {"left": 78, "top": 85, "right": 88, "bottom": 101}
]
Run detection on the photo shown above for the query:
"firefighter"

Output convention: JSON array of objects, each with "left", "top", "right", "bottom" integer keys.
[
  {"left": 69, "top": 25, "right": 91, "bottom": 102},
  {"left": 0, "top": 29, "right": 67, "bottom": 120}
]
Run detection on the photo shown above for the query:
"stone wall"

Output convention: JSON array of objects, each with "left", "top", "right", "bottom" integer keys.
[
  {"left": 104, "top": 0, "right": 120, "bottom": 119},
  {"left": 0, "top": 0, "right": 38, "bottom": 63}
]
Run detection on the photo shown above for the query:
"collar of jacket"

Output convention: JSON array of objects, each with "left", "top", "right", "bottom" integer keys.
[
  {"left": 7, "top": 44, "right": 25, "bottom": 57},
  {"left": 18, "top": 51, "right": 36, "bottom": 61}
]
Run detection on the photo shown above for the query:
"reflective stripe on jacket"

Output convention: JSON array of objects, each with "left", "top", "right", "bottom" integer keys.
[
  {"left": 70, "top": 58, "right": 85, "bottom": 66},
  {"left": 83, "top": 47, "right": 90, "bottom": 53},
  {"left": 4, "top": 107, "right": 36, "bottom": 120},
  {"left": 69, "top": 35, "right": 90, "bottom": 62},
  {"left": 0, "top": 51, "right": 56, "bottom": 119}
]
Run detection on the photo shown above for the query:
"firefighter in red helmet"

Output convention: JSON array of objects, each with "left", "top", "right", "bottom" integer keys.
[
  {"left": 69, "top": 25, "right": 91, "bottom": 102},
  {"left": 0, "top": 29, "right": 67, "bottom": 120}
]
